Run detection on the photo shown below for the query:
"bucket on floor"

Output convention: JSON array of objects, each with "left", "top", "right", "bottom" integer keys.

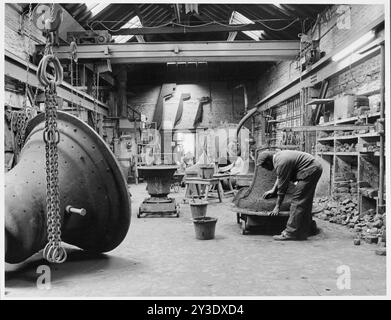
[
  {"left": 189, "top": 200, "right": 208, "bottom": 219},
  {"left": 193, "top": 217, "right": 217, "bottom": 240}
]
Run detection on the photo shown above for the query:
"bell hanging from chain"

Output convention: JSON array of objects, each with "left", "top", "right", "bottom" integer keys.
[{"left": 5, "top": 111, "right": 131, "bottom": 263}]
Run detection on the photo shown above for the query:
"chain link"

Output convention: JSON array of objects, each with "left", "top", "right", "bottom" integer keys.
[
  {"left": 33, "top": 87, "right": 39, "bottom": 108},
  {"left": 42, "top": 84, "right": 66, "bottom": 264},
  {"left": 23, "top": 4, "right": 33, "bottom": 108},
  {"left": 38, "top": 5, "right": 66, "bottom": 263},
  {"left": 92, "top": 70, "right": 98, "bottom": 130},
  {"left": 69, "top": 57, "right": 74, "bottom": 111},
  {"left": 10, "top": 109, "right": 33, "bottom": 159}
]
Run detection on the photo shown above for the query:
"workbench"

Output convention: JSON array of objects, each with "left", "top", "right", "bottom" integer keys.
[
  {"left": 185, "top": 177, "right": 223, "bottom": 202},
  {"left": 185, "top": 173, "right": 236, "bottom": 202}
]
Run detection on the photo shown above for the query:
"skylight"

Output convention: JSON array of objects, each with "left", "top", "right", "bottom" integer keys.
[
  {"left": 229, "top": 11, "right": 265, "bottom": 41},
  {"left": 87, "top": 3, "right": 109, "bottom": 17},
  {"left": 112, "top": 16, "right": 142, "bottom": 43},
  {"left": 272, "top": 4, "right": 284, "bottom": 10}
]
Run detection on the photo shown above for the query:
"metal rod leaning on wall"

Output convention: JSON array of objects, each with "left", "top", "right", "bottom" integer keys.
[{"left": 378, "top": 42, "right": 385, "bottom": 212}]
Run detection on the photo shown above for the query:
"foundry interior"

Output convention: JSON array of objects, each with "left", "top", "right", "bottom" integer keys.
[{"left": 3, "top": 2, "right": 387, "bottom": 297}]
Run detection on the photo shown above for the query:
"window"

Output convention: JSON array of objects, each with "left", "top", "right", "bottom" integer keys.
[
  {"left": 87, "top": 3, "right": 109, "bottom": 17},
  {"left": 112, "top": 16, "right": 142, "bottom": 43},
  {"left": 229, "top": 11, "right": 265, "bottom": 41}
]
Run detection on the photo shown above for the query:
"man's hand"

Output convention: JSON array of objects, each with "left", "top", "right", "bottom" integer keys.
[
  {"left": 262, "top": 189, "right": 276, "bottom": 199},
  {"left": 269, "top": 205, "right": 280, "bottom": 216}
]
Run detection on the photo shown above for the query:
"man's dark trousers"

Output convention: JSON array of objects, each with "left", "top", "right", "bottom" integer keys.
[{"left": 284, "top": 162, "right": 323, "bottom": 239}]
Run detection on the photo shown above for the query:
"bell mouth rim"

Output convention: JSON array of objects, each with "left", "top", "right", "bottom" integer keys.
[{"left": 24, "top": 111, "right": 131, "bottom": 253}]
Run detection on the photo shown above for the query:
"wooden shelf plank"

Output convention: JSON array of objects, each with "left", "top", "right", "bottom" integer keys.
[
  {"left": 317, "top": 152, "right": 334, "bottom": 155},
  {"left": 320, "top": 112, "right": 381, "bottom": 126},
  {"left": 306, "top": 98, "right": 334, "bottom": 106},
  {"left": 318, "top": 137, "right": 335, "bottom": 141},
  {"left": 360, "top": 151, "right": 380, "bottom": 156},
  {"left": 335, "top": 152, "right": 358, "bottom": 156},
  {"left": 334, "top": 116, "right": 359, "bottom": 124},
  {"left": 335, "top": 112, "right": 381, "bottom": 124},
  {"left": 359, "top": 132, "right": 380, "bottom": 138},
  {"left": 335, "top": 135, "right": 358, "bottom": 140}
]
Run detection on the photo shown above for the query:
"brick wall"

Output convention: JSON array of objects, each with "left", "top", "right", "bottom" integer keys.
[
  {"left": 128, "top": 81, "right": 257, "bottom": 130},
  {"left": 253, "top": 4, "right": 385, "bottom": 199},
  {"left": 255, "top": 4, "right": 384, "bottom": 103},
  {"left": 254, "top": 4, "right": 384, "bottom": 149},
  {"left": 326, "top": 54, "right": 381, "bottom": 103}
]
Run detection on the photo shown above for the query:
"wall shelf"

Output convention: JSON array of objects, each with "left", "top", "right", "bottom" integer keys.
[
  {"left": 320, "top": 112, "right": 381, "bottom": 126},
  {"left": 335, "top": 135, "right": 358, "bottom": 140},
  {"left": 318, "top": 137, "right": 334, "bottom": 142},
  {"left": 335, "top": 152, "right": 358, "bottom": 156},
  {"left": 306, "top": 98, "right": 334, "bottom": 106},
  {"left": 359, "top": 132, "right": 380, "bottom": 138},
  {"left": 335, "top": 112, "right": 381, "bottom": 125},
  {"left": 360, "top": 151, "right": 380, "bottom": 157},
  {"left": 318, "top": 152, "right": 334, "bottom": 156}
]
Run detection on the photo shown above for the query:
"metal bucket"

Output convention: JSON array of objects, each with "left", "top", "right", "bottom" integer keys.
[
  {"left": 189, "top": 200, "right": 208, "bottom": 219},
  {"left": 192, "top": 217, "right": 217, "bottom": 240}
]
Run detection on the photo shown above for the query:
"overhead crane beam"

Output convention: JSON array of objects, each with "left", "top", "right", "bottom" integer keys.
[{"left": 45, "top": 40, "right": 300, "bottom": 64}]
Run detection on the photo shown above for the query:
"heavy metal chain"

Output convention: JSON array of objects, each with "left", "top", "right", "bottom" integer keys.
[
  {"left": 23, "top": 3, "right": 33, "bottom": 108},
  {"left": 70, "top": 56, "right": 73, "bottom": 86},
  {"left": 33, "top": 87, "right": 39, "bottom": 108},
  {"left": 92, "top": 70, "right": 98, "bottom": 130},
  {"left": 11, "top": 2, "right": 36, "bottom": 160},
  {"left": 10, "top": 109, "right": 33, "bottom": 159},
  {"left": 42, "top": 83, "right": 66, "bottom": 263},
  {"left": 37, "top": 3, "right": 67, "bottom": 263},
  {"left": 70, "top": 56, "right": 74, "bottom": 110},
  {"left": 75, "top": 61, "right": 79, "bottom": 87},
  {"left": 75, "top": 62, "right": 82, "bottom": 117}
]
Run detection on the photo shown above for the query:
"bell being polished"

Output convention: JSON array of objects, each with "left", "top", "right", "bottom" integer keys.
[{"left": 5, "top": 111, "right": 131, "bottom": 264}]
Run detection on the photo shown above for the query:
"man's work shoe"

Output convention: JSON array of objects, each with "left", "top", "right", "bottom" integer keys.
[
  {"left": 309, "top": 220, "right": 319, "bottom": 236},
  {"left": 273, "top": 231, "right": 298, "bottom": 241}
]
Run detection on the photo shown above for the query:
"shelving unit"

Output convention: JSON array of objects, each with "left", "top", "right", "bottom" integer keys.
[{"left": 315, "top": 95, "right": 382, "bottom": 213}]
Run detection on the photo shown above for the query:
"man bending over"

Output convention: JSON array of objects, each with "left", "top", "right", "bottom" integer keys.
[{"left": 258, "top": 150, "right": 323, "bottom": 241}]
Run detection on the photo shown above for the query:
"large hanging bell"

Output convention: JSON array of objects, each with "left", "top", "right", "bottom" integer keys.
[{"left": 5, "top": 111, "right": 131, "bottom": 263}]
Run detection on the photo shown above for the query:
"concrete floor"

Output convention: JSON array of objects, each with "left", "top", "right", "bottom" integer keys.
[{"left": 4, "top": 183, "right": 386, "bottom": 297}]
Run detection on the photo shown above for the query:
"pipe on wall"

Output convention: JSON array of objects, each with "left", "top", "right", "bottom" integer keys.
[
  {"left": 236, "top": 107, "right": 257, "bottom": 138},
  {"left": 234, "top": 84, "right": 248, "bottom": 113}
]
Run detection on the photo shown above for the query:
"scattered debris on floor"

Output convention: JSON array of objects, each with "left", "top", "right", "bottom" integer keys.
[{"left": 314, "top": 197, "right": 386, "bottom": 248}]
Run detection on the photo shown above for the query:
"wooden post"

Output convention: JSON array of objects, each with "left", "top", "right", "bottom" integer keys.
[
  {"left": 117, "top": 68, "right": 128, "bottom": 118},
  {"left": 133, "top": 109, "right": 139, "bottom": 184}
]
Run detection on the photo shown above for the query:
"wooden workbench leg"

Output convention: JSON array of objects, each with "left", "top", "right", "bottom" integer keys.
[
  {"left": 134, "top": 159, "right": 139, "bottom": 185},
  {"left": 217, "top": 181, "right": 223, "bottom": 202},
  {"left": 185, "top": 183, "right": 191, "bottom": 198},
  {"left": 228, "top": 177, "right": 234, "bottom": 192},
  {"left": 195, "top": 184, "right": 201, "bottom": 198},
  {"left": 204, "top": 184, "right": 210, "bottom": 201}
]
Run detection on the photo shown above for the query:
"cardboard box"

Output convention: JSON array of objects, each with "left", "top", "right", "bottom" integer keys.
[{"left": 334, "top": 95, "right": 355, "bottom": 120}]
